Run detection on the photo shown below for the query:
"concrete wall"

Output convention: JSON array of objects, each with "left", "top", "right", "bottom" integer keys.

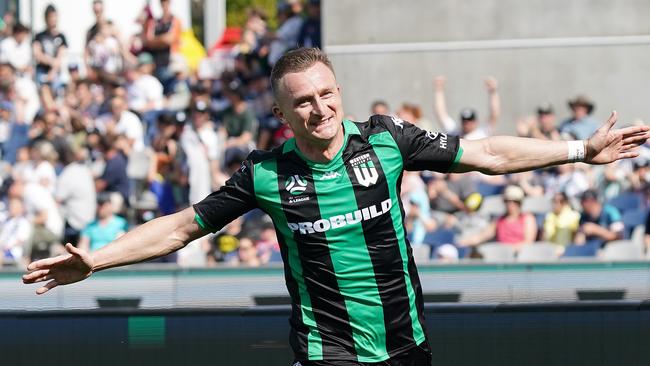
[{"left": 322, "top": 0, "right": 650, "bottom": 133}]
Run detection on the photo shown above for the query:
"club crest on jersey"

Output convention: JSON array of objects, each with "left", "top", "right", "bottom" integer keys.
[
  {"left": 349, "top": 153, "right": 379, "bottom": 187},
  {"left": 285, "top": 175, "right": 307, "bottom": 195}
]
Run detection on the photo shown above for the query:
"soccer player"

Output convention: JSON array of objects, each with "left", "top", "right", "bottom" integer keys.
[{"left": 23, "top": 48, "right": 649, "bottom": 366}]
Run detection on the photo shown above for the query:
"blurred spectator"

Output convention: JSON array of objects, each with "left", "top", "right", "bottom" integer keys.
[
  {"left": 543, "top": 192, "right": 580, "bottom": 249},
  {"left": 237, "top": 237, "right": 261, "bottom": 266},
  {"left": 143, "top": 0, "right": 182, "bottom": 85},
  {"left": 542, "top": 163, "right": 589, "bottom": 202},
  {"left": 97, "top": 96, "right": 145, "bottom": 153},
  {"left": 401, "top": 171, "right": 437, "bottom": 245},
  {"left": 0, "top": 198, "right": 31, "bottom": 266},
  {"left": 56, "top": 146, "right": 97, "bottom": 246},
  {"left": 371, "top": 100, "right": 390, "bottom": 116},
  {"left": 298, "top": 0, "right": 321, "bottom": 49},
  {"left": 78, "top": 193, "right": 128, "bottom": 252},
  {"left": 21, "top": 140, "right": 58, "bottom": 194},
  {"left": 9, "top": 180, "right": 63, "bottom": 261},
  {"left": 148, "top": 113, "right": 181, "bottom": 215},
  {"left": 433, "top": 75, "right": 500, "bottom": 139},
  {"left": 429, "top": 173, "right": 476, "bottom": 226},
  {"left": 180, "top": 100, "right": 222, "bottom": 204},
  {"left": 517, "top": 103, "right": 561, "bottom": 140},
  {"left": 0, "top": 23, "right": 32, "bottom": 75},
  {"left": 86, "top": 0, "right": 107, "bottom": 45},
  {"left": 397, "top": 102, "right": 435, "bottom": 133},
  {"left": 126, "top": 53, "right": 164, "bottom": 114},
  {"left": 458, "top": 185, "right": 537, "bottom": 249},
  {"left": 269, "top": 0, "right": 304, "bottom": 65},
  {"left": 222, "top": 82, "right": 258, "bottom": 161},
  {"left": 32, "top": 4, "right": 67, "bottom": 106},
  {"left": 85, "top": 22, "right": 123, "bottom": 81},
  {"left": 574, "top": 189, "right": 623, "bottom": 250},
  {"left": 164, "top": 57, "right": 191, "bottom": 111},
  {"left": 559, "top": 95, "right": 599, "bottom": 140},
  {"left": 256, "top": 220, "right": 280, "bottom": 264},
  {"left": 95, "top": 134, "right": 129, "bottom": 210}
]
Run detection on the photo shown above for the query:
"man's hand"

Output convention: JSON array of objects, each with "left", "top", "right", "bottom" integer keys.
[
  {"left": 585, "top": 111, "right": 650, "bottom": 165},
  {"left": 22, "top": 243, "right": 94, "bottom": 295},
  {"left": 485, "top": 76, "right": 498, "bottom": 93},
  {"left": 433, "top": 76, "right": 446, "bottom": 91}
]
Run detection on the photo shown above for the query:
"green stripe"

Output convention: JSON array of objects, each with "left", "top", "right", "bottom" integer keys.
[
  {"left": 128, "top": 316, "right": 165, "bottom": 348},
  {"left": 253, "top": 158, "right": 323, "bottom": 359},
  {"left": 368, "top": 131, "right": 426, "bottom": 344},
  {"left": 194, "top": 213, "right": 210, "bottom": 231},
  {"left": 447, "top": 146, "right": 464, "bottom": 172},
  {"left": 312, "top": 167, "right": 388, "bottom": 362}
]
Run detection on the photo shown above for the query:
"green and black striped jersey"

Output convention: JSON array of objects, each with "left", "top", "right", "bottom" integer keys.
[{"left": 194, "top": 115, "right": 462, "bottom": 363}]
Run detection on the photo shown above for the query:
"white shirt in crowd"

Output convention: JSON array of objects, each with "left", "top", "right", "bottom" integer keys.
[
  {"left": 180, "top": 123, "right": 221, "bottom": 205},
  {"left": 23, "top": 183, "right": 64, "bottom": 239},
  {"left": 22, "top": 161, "right": 57, "bottom": 194},
  {"left": 0, "top": 216, "right": 32, "bottom": 259},
  {"left": 0, "top": 36, "right": 31, "bottom": 71},
  {"left": 127, "top": 75, "right": 164, "bottom": 113},
  {"left": 96, "top": 110, "right": 145, "bottom": 152},
  {"left": 55, "top": 162, "right": 97, "bottom": 231}
]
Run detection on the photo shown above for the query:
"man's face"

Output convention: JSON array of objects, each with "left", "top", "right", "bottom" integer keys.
[
  {"left": 572, "top": 105, "right": 588, "bottom": 119},
  {"left": 46, "top": 12, "right": 58, "bottom": 29},
  {"left": 581, "top": 198, "right": 601, "bottom": 217},
  {"left": 461, "top": 118, "right": 477, "bottom": 134},
  {"left": 538, "top": 112, "right": 556, "bottom": 132},
  {"left": 273, "top": 62, "right": 344, "bottom": 146}
]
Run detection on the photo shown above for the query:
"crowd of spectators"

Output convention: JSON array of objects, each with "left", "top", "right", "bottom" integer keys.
[
  {"left": 0, "top": 0, "right": 647, "bottom": 269},
  {"left": 0, "top": 0, "right": 322, "bottom": 269}
]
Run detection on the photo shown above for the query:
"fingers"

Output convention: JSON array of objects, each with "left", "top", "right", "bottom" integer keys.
[
  {"left": 26, "top": 253, "right": 71, "bottom": 271},
  {"left": 618, "top": 151, "right": 639, "bottom": 160},
  {"left": 622, "top": 133, "right": 649, "bottom": 149},
  {"left": 65, "top": 243, "right": 83, "bottom": 257},
  {"left": 619, "top": 125, "right": 650, "bottom": 138},
  {"left": 36, "top": 280, "right": 59, "bottom": 295},
  {"left": 22, "top": 269, "right": 50, "bottom": 283},
  {"left": 598, "top": 111, "right": 618, "bottom": 133}
]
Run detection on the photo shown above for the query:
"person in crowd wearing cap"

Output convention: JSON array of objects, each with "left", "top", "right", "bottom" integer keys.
[
  {"left": 572, "top": 189, "right": 623, "bottom": 255},
  {"left": 23, "top": 48, "right": 650, "bottom": 365},
  {"left": 143, "top": 0, "right": 182, "bottom": 84},
  {"left": 543, "top": 192, "right": 581, "bottom": 251},
  {"left": 180, "top": 100, "right": 222, "bottom": 205},
  {"left": 78, "top": 193, "right": 128, "bottom": 253},
  {"left": 559, "top": 95, "right": 600, "bottom": 140},
  {"left": 32, "top": 4, "right": 67, "bottom": 104},
  {"left": 517, "top": 102, "right": 561, "bottom": 141},
  {"left": 458, "top": 185, "right": 538, "bottom": 249},
  {"left": 433, "top": 75, "right": 501, "bottom": 140},
  {"left": 126, "top": 53, "right": 164, "bottom": 114}
]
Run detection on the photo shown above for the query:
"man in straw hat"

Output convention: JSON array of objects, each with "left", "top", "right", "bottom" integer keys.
[{"left": 560, "top": 94, "right": 600, "bottom": 140}]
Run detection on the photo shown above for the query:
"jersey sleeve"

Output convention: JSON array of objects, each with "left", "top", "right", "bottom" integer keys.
[
  {"left": 192, "top": 160, "right": 257, "bottom": 233},
  {"left": 370, "top": 115, "right": 462, "bottom": 172}
]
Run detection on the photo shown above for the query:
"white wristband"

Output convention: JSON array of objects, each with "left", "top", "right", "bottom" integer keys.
[{"left": 567, "top": 140, "right": 585, "bottom": 162}]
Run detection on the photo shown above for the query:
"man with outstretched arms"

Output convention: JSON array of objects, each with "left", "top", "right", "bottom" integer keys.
[{"left": 23, "top": 48, "right": 649, "bottom": 366}]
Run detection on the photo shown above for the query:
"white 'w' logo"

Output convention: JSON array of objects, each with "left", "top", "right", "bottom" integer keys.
[
  {"left": 286, "top": 175, "right": 307, "bottom": 195},
  {"left": 353, "top": 163, "right": 378, "bottom": 187}
]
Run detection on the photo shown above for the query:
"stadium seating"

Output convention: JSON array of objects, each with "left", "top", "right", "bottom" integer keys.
[
  {"left": 606, "top": 192, "right": 643, "bottom": 214},
  {"left": 516, "top": 242, "right": 559, "bottom": 262},
  {"left": 478, "top": 195, "right": 506, "bottom": 218},
  {"left": 621, "top": 208, "right": 646, "bottom": 239},
  {"left": 477, "top": 242, "right": 516, "bottom": 262},
  {"left": 600, "top": 240, "right": 644, "bottom": 261},
  {"left": 411, "top": 245, "right": 432, "bottom": 264}
]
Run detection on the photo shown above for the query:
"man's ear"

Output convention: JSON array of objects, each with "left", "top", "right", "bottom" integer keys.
[{"left": 272, "top": 105, "right": 286, "bottom": 124}]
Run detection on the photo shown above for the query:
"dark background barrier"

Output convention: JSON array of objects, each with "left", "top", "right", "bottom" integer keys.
[{"left": 4, "top": 301, "right": 650, "bottom": 366}]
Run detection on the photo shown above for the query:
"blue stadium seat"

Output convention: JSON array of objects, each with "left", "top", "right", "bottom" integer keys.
[
  {"left": 621, "top": 208, "right": 647, "bottom": 239},
  {"left": 562, "top": 243, "right": 599, "bottom": 257},
  {"left": 268, "top": 250, "right": 283, "bottom": 263},
  {"left": 476, "top": 182, "right": 505, "bottom": 197},
  {"left": 606, "top": 192, "right": 642, "bottom": 214},
  {"left": 422, "top": 228, "right": 455, "bottom": 247}
]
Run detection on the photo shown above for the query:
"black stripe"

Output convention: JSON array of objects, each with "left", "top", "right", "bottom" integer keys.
[
  {"left": 276, "top": 153, "right": 356, "bottom": 359},
  {"left": 396, "top": 174, "right": 429, "bottom": 340},
  {"left": 275, "top": 232, "right": 309, "bottom": 359},
  {"left": 343, "top": 136, "right": 416, "bottom": 357}
]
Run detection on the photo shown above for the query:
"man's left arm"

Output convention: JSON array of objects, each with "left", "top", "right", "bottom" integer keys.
[{"left": 452, "top": 111, "right": 649, "bottom": 174}]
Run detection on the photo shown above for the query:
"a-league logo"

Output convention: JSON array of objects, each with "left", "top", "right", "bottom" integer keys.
[{"left": 285, "top": 175, "right": 307, "bottom": 195}]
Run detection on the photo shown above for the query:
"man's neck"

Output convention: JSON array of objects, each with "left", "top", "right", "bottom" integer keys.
[{"left": 294, "top": 128, "right": 345, "bottom": 164}]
